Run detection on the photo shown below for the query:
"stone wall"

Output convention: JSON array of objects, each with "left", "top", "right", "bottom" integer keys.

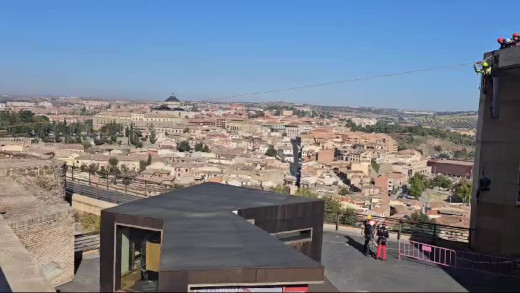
[
  {"left": 10, "top": 211, "right": 74, "bottom": 286},
  {"left": 0, "top": 158, "right": 74, "bottom": 287},
  {"left": 0, "top": 215, "right": 55, "bottom": 292}
]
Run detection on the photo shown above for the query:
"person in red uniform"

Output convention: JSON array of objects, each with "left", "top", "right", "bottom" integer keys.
[{"left": 376, "top": 222, "right": 389, "bottom": 261}]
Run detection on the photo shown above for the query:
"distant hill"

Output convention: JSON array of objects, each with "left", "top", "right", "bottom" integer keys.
[{"left": 165, "top": 95, "right": 180, "bottom": 102}]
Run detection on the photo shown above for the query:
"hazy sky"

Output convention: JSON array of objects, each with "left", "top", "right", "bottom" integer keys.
[{"left": 1, "top": 0, "right": 518, "bottom": 111}]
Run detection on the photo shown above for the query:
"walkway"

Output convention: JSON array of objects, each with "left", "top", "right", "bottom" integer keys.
[
  {"left": 322, "top": 230, "right": 520, "bottom": 292},
  {"left": 58, "top": 228, "right": 520, "bottom": 292}
]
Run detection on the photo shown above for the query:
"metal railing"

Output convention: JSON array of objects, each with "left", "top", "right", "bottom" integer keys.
[
  {"left": 66, "top": 180, "right": 139, "bottom": 204},
  {"left": 399, "top": 240, "right": 457, "bottom": 267},
  {"left": 74, "top": 232, "right": 100, "bottom": 253},
  {"left": 397, "top": 239, "right": 520, "bottom": 278},
  {"left": 324, "top": 210, "right": 471, "bottom": 245},
  {"left": 66, "top": 168, "right": 174, "bottom": 197},
  {"left": 457, "top": 251, "right": 520, "bottom": 277}
]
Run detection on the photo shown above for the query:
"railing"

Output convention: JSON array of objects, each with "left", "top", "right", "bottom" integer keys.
[
  {"left": 66, "top": 181, "right": 139, "bottom": 204},
  {"left": 457, "top": 251, "right": 520, "bottom": 277},
  {"left": 324, "top": 210, "right": 471, "bottom": 246},
  {"left": 66, "top": 168, "right": 175, "bottom": 197},
  {"left": 74, "top": 232, "right": 100, "bottom": 253},
  {"left": 397, "top": 239, "right": 520, "bottom": 278},
  {"left": 399, "top": 240, "right": 457, "bottom": 267}
]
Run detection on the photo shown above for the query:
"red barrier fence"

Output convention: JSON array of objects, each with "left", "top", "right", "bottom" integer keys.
[{"left": 399, "top": 240, "right": 457, "bottom": 267}]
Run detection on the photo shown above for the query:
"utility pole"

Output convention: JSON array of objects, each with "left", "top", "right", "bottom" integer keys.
[{"left": 290, "top": 136, "right": 303, "bottom": 189}]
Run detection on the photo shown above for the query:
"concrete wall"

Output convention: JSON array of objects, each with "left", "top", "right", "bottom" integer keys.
[
  {"left": 470, "top": 47, "right": 520, "bottom": 256},
  {"left": 72, "top": 193, "right": 117, "bottom": 215}
]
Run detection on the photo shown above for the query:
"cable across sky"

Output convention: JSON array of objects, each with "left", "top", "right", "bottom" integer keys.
[{"left": 201, "top": 62, "right": 475, "bottom": 103}]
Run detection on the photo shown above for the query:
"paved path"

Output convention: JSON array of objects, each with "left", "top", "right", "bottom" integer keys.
[
  {"left": 322, "top": 230, "right": 520, "bottom": 292},
  {"left": 57, "top": 254, "right": 99, "bottom": 292},
  {"left": 58, "top": 228, "right": 520, "bottom": 292}
]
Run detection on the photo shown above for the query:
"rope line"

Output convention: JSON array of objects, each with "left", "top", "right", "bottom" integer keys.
[{"left": 201, "top": 62, "right": 474, "bottom": 102}]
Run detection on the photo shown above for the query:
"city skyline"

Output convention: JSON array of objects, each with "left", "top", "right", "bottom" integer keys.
[{"left": 1, "top": 0, "right": 519, "bottom": 110}]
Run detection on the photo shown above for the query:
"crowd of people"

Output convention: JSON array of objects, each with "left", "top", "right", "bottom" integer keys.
[
  {"left": 497, "top": 33, "right": 520, "bottom": 49},
  {"left": 361, "top": 215, "right": 389, "bottom": 261}
]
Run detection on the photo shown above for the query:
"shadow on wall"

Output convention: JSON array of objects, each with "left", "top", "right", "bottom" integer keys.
[{"left": 0, "top": 267, "right": 12, "bottom": 293}]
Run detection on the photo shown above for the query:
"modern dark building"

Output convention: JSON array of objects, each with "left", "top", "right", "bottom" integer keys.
[{"left": 100, "top": 183, "right": 325, "bottom": 292}]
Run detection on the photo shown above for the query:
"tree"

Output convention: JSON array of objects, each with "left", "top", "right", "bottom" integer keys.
[
  {"left": 408, "top": 173, "right": 427, "bottom": 199},
  {"left": 430, "top": 175, "right": 452, "bottom": 189},
  {"left": 139, "top": 160, "right": 148, "bottom": 172},
  {"left": 147, "top": 154, "right": 152, "bottom": 165},
  {"left": 201, "top": 145, "right": 210, "bottom": 152},
  {"left": 177, "top": 140, "right": 191, "bottom": 152},
  {"left": 128, "top": 122, "right": 143, "bottom": 148},
  {"left": 97, "top": 166, "right": 109, "bottom": 178},
  {"left": 452, "top": 179, "right": 472, "bottom": 205},
  {"left": 270, "top": 185, "right": 290, "bottom": 195},
  {"left": 371, "top": 159, "right": 381, "bottom": 173},
  {"left": 87, "top": 163, "right": 99, "bottom": 183},
  {"left": 295, "top": 188, "right": 316, "bottom": 198},
  {"left": 323, "top": 196, "right": 342, "bottom": 223},
  {"left": 122, "top": 176, "right": 132, "bottom": 193},
  {"left": 339, "top": 188, "right": 351, "bottom": 196},
  {"left": 434, "top": 145, "right": 443, "bottom": 152},
  {"left": 265, "top": 145, "right": 277, "bottom": 157},
  {"left": 340, "top": 207, "right": 358, "bottom": 226},
  {"left": 119, "top": 164, "right": 135, "bottom": 193},
  {"left": 183, "top": 127, "right": 190, "bottom": 133},
  {"left": 195, "top": 142, "right": 204, "bottom": 152},
  {"left": 108, "top": 157, "right": 119, "bottom": 168},
  {"left": 149, "top": 124, "right": 157, "bottom": 144},
  {"left": 80, "top": 163, "right": 88, "bottom": 172},
  {"left": 411, "top": 211, "right": 435, "bottom": 223}
]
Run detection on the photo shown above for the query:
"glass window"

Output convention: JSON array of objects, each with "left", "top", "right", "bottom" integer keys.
[
  {"left": 272, "top": 228, "right": 312, "bottom": 244},
  {"left": 117, "top": 225, "right": 161, "bottom": 292}
]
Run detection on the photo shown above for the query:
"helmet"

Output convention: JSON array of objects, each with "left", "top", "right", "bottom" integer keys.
[
  {"left": 482, "top": 62, "right": 489, "bottom": 67},
  {"left": 382, "top": 221, "right": 387, "bottom": 226},
  {"left": 514, "top": 33, "right": 519, "bottom": 38},
  {"left": 366, "top": 215, "right": 372, "bottom": 220},
  {"left": 498, "top": 37, "right": 504, "bottom": 43}
]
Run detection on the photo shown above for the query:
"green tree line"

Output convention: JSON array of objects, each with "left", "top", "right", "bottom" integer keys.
[{"left": 347, "top": 120, "right": 475, "bottom": 147}]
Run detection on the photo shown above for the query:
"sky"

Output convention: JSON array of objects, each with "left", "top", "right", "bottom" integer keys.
[{"left": 0, "top": 0, "right": 519, "bottom": 111}]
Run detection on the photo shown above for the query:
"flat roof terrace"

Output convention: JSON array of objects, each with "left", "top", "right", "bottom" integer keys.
[{"left": 103, "top": 183, "right": 323, "bottom": 271}]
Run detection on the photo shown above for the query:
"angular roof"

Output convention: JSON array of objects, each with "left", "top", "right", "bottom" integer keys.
[{"left": 104, "top": 183, "right": 323, "bottom": 271}]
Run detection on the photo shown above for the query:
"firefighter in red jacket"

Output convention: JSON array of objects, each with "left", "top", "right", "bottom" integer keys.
[{"left": 376, "top": 222, "right": 389, "bottom": 261}]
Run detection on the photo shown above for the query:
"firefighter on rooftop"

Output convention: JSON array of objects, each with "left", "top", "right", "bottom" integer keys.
[{"left": 473, "top": 61, "right": 492, "bottom": 76}]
